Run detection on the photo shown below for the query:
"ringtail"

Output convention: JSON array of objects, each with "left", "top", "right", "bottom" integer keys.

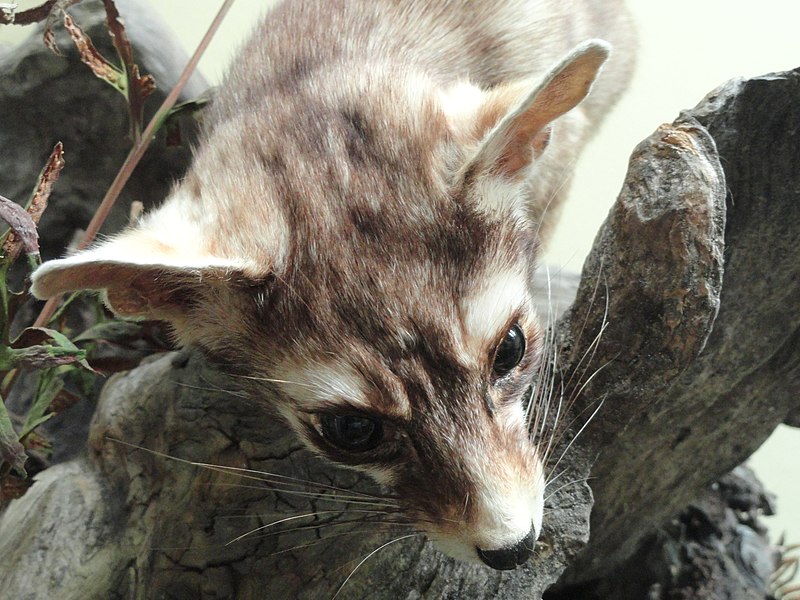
[{"left": 32, "top": 0, "right": 634, "bottom": 570}]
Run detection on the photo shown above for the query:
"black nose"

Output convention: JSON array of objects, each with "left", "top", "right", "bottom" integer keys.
[{"left": 476, "top": 528, "right": 536, "bottom": 570}]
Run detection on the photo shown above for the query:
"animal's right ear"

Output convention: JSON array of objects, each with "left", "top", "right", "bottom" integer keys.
[
  {"left": 30, "top": 228, "right": 256, "bottom": 327},
  {"left": 443, "top": 40, "right": 611, "bottom": 181}
]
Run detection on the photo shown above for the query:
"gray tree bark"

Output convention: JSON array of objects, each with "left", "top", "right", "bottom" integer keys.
[{"left": 1, "top": 2, "right": 798, "bottom": 599}]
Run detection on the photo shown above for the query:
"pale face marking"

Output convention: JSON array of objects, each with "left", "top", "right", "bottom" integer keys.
[
  {"left": 469, "top": 176, "right": 529, "bottom": 220},
  {"left": 274, "top": 360, "right": 370, "bottom": 412},
  {"left": 460, "top": 267, "right": 531, "bottom": 357}
]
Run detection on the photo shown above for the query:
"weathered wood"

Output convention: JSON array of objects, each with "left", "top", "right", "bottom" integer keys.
[{"left": 560, "top": 70, "right": 800, "bottom": 590}]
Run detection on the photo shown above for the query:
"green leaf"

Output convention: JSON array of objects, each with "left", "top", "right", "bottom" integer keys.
[
  {"left": 20, "top": 369, "right": 62, "bottom": 440},
  {"left": 0, "top": 344, "right": 85, "bottom": 371},
  {"left": 19, "top": 414, "right": 55, "bottom": 441},
  {"left": 12, "top": 327, "right": 95, "bottom": 372},
  {"left": 165, "top": 93, "right": 213, "bottom": 122},
  {"left": 73, "top": 320, "right": 141, "bottom": 344},
  {"left": 0, "top": 393, "right": 27, "bottom": 477},
  {"left": 46, "top": 290, "right": 82, "bottom": 326},
  {"left": 80, "top": 318, "right": 171, "bottom": 348}
]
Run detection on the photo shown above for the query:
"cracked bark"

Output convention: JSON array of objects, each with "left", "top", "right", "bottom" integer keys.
[{"left": 1, "top": 2, "right": 798, "bottom": 598}]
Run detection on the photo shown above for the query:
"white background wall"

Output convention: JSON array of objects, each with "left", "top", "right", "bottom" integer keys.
[{"left": 3, "top": 0, "right": 799, "bottom": 572}]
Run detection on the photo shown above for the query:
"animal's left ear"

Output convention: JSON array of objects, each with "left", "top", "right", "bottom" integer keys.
[{"left": 462, "top": 40, "right": 610, "bottom": 179}]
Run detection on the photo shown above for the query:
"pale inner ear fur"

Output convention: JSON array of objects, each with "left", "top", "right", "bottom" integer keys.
[
  {"left": 459, "top": 39, "right": 611, "bottom": 180},
  {"left": 30, "top": 226, "right": 255, "bottom": 323},
  {"left": 31, "top": 250, "right": 251, "bottom": 322}
]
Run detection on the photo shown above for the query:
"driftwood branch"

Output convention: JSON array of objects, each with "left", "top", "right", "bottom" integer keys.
[
  {"left": 1, "top": 3, "right": 798, "bottom": 598},
  {"left": 558, "top": 71, "right": 800, "bottom": 593}
]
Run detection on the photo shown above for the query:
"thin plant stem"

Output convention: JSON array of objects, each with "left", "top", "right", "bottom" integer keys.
[{"left": 32, "top": 0, "right": 236, "bottom": 329}]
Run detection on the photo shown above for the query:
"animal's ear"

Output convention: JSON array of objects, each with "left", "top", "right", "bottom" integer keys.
[
  {"left": 30, "top": 229, "right": 253, "bottom": 324},
  {"left": 462, "top": 40, "right": 610, "bottom": 179}
]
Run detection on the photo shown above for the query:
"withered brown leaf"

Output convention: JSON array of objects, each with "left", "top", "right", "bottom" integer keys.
[
  {"left": 0, "top": 196, "right": 39, "bottom": 262},
  {"left": 62, "top": 12, "right": 122, "bottom": 86},
  {"left": 0, "top": 0, "right": 56, "bottom": 26},
  {"left": 28, "top": 142, "right": 64, "bottom": 227},
  {"left": 41, "top": 0, "right": 84, "bottom": 54},
  {"left": 100, "top": 0, "right": 156, "bottom": 137},
  {"left": 1, "top": 142, "right": 64, "bottom": 265}
]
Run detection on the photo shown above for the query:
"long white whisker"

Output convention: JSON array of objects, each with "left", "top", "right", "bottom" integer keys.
[
  {"left": 531, "top": 154, "right": 582, "bottom": 243},
  {"left": 539, "top": 360, "right": 565, "bottom": 471},
  {"left": 563, "top": 275, "right": 609, "bottom": 401},
  {"left": 265, "top": 527, "right": 415, "bottom": 559},
  {"left": 546, "top": 394, "right": 606, "bottom": 482},
  {"left": 227, "top": 373, "right": 319, "bottom": 389},
  {"left": 206, "top": 482, "right": 401, "bottom": 508},
  {"left": 331, "top": 534, "right": 419, "bottom": 600},
  {"left": 538, "top": 273, "right": 611, "bottom": 469},
  {"left": 242, "top": 518, "right": 425, "bottom": 546},
  {"left": 226, "top": 509, "right": 398, "bottom": 546},
  {"left": 107, "top": 437, "right": 398, "bottom": 504},
  {"left": 541, "top": 355, "right": 614, "bottom": 468},
  {"left": 544, "top": 476, "right": 594, "bottom": 502},
  {"left": 563, "top": 285, "right": 610, "bottom": 412},
  {"left": 171, "top": 380, "right": 249, "bottom": 399},
  {"left": 537, "top": 339, "right": 560, "bottom": 443}
]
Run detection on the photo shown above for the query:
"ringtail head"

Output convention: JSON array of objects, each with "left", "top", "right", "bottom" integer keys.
[{"left": 31, "top": 41, "right": 609, "bottom": 570}]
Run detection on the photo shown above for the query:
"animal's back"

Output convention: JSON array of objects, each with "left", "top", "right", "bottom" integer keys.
[
  {"left": 204, "top": 0, "right": 635, "bottom": 242},
  {"left": 214, "top": 0, "right": 634, "bottom": 123}
]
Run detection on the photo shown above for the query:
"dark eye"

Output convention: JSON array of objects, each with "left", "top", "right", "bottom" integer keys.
[
  {"left": 492, "top": 324, "right": 526, "bottom": 377},
  {"left": 320, "top": 414, "right": 384, "bottom": 452}
]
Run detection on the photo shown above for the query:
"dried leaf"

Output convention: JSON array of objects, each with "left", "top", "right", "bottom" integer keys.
[
  {"left": 0, "top": 395, "right": 27, "bottom": 476},
  {"left": 100, "top": 0, "right": 133, "bottom": 67},
  {"left": 62, "top": 12, "right": 123, "bottom": 89},
  {"left": 100, "top": 0, "right": 155, "bottom": 138},
  {"left": 41, "top": 0, "right": 83, "bottom": 54},
  {"left": 0, "top": 0, "right": 56, "bottom": 25},
  {"left": 27, "top": 142, "right": 65, "bottom": 227},
  {"left": 2, "top": 142, "right": 65, "bottom": 266},
  {"left": 43, "top": 22, "right": 59, "bottom": 55},
  {"left": 0, "top": 473, "right": 32, "bottom": 501},
  {"left": 132, "top": 65, "right": 156, "bottom": 102},
  {"left": 48, "top": 387, "right": 81, "bottom": 413},
  {"left": 13, "top": 326, "right": 75, "bottom": 349},
  {"left": 0, "top": 195, "right": 39, "bottom": 264},
  {"left": 22, "top": 429, "right": 52, "bottom": 453}
]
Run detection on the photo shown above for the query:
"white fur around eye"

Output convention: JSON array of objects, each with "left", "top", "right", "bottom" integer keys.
[
  {"left": 460, "top": 269, "right": 529, "bottom": 354},
  {"left": 274, "top": 360, "right": 369, "bottom": 411}
]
